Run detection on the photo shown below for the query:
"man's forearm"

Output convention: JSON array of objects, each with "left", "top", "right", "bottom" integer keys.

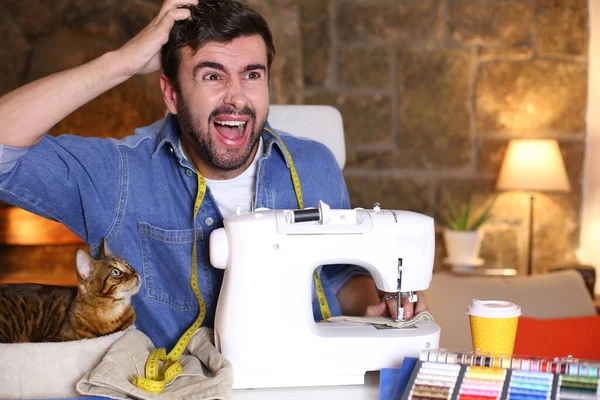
[
  {"left": 0, "top": 1, "right": 196, "bottom": 148},
  {"left": 336, "top": 275, "right": 380, "bottom": 316},
  {"left": 0, "top": 51, "right": 131, "bottom": 148}
]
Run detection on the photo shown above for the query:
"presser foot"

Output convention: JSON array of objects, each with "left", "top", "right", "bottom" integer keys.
[
  {"left": 384, "top": 293, "right": 405, "bottom": 322},
  {"left": 392, "top": 304, "right": 407, "bottom": 322},
  {"left": 392, "top": 312, "right": 405, "bottom": 323},
  {"left": 390, "top": 292, "right": 418, "bottom": 322}
]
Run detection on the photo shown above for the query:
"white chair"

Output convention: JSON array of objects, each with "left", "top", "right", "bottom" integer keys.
[{"left": 268, "top": 105, "right": 346, "bottom": 169}]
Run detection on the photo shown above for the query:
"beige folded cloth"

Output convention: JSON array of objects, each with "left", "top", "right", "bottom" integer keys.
[
  {"left": 327, "top": 311, "right": 435, "bottom": 329},
  {"left": 76, "top": 328, "right": 233, "bottom": 400}
]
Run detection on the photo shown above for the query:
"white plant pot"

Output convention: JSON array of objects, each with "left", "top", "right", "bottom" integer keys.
[{"left": 443, "top": 229, "right": 483, "bottom": 263}]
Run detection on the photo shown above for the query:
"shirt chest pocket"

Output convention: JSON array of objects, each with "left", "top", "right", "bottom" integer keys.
[{"left": 138, "top": 222, "right": 208, "bottom": 311}]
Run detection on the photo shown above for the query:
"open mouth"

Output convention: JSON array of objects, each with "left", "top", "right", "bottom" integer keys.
[{"left": 213, "top": 117, "right": 251, "bottom": 146}]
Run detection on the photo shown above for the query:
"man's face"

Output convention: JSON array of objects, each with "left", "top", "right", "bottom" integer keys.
[{"left": 171, "top": 35, "right": 270, "bottom": 179}]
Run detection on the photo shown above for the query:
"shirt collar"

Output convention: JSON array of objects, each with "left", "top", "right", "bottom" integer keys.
[
  {"left": 151, "top": 113, "right": 183, "bottom": 159},
  {"left": 262, "top": 120, "right": 290, "bottom": 168}
]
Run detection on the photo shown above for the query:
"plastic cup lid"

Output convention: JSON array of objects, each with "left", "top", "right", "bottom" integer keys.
[{"left": 466, "top": 299, "right": 522, "bottom": 318}]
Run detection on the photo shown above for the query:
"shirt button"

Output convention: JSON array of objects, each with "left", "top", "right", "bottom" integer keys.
[
  {"left": 205, "top": 217, "right": 214, "bottom": 226},
  {"left": 186, "top": 169, "right": 194, "bottom": 177}
]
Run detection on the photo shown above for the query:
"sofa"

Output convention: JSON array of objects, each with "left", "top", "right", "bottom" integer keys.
[{"left": 427, "top": 269, "right": 598, "bottom": 356}]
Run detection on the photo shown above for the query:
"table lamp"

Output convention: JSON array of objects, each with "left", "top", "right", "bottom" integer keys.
[{"left": 495, "top": 139, "right": 571, "bottom": 275}]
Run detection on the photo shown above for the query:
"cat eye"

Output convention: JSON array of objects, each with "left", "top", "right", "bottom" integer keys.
[
  {"left": 124, "top": 262, "right": 135, "bottom": 272},
  {"left": 110, "top": 268, "right": 122, "bottom": 277}
]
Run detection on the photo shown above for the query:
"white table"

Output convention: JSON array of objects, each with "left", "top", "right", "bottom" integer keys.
[
  {"left": 62, "top": 371, "right": 381, "bottom": 400},
  {"left": 231, "top": 371, "right": 380, "bottom": 399}
]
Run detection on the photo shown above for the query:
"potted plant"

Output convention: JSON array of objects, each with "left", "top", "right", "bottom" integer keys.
[{"left": 439, "top": 189, "right": 497, "bottom": 266}]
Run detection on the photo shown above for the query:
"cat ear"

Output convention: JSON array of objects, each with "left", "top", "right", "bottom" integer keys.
[
  {"left": 101, "top": 240, "right": 114, "bottom": 258},
  {"left": 76, "top": 249, "right": 94, "bottom": 281}
]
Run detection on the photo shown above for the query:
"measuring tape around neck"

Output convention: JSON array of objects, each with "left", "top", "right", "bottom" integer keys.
[
  {"left": 133, "top": 129, "right": 331, "bottom": 393},
  {"left": 264, "top": 127, "right": 331, "bottom": 320}
]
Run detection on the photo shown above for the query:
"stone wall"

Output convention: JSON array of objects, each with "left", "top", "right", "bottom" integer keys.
[
  {"left": 0, "top": 0, "right": 589, "bottom": 278},
  {"left": 300, "top": 0, "right": 588, "bottom": 274}
]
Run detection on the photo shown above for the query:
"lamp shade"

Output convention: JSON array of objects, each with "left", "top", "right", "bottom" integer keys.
[{"left": 496, "top": 139, "right": 571, "bottom": 192}]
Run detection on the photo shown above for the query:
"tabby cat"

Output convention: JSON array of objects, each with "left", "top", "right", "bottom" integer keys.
[{"left": 0, "top": 244, "right": 140, "bottom": 343}]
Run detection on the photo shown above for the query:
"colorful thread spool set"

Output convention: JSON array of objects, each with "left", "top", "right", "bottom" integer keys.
[
  {"left": 558, "top": 375, "right": 600, "bottom": 399},
  {"left": 420, "top": 351, "right": 600, "bottom": 378},
  {"left": 458, "top": 366, "right": 506, "bottom": 399},
  {"left": 401, "top": 351, "right": 600, "bottom": 400},
  {"left": 406, "top": 362, "right": 461, "bottom": 399},
  {"left": 507, "top": 370, "right": 553, "bottom": 399}
]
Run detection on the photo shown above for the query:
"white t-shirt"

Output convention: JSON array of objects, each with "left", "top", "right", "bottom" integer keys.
[{"left": 179, "top": 137, "right": 264, "bottom": 218}]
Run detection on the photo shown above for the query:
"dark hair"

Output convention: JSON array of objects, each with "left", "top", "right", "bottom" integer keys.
[{"left": 161, "top": 0, "right": 275, "bottom": 91}]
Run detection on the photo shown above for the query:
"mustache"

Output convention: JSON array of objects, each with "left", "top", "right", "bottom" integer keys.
[{"left": 209, "top": 106, "right": 256, "bottom": 121}]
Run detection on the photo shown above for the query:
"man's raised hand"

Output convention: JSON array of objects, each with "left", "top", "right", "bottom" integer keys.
[{"left": 117, "top": 0, "right": 199, "bottom": 76}]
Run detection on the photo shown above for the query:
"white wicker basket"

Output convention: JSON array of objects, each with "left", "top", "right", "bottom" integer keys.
[{"left": 0, "top": 329, "right": 127, "bottom": 399}]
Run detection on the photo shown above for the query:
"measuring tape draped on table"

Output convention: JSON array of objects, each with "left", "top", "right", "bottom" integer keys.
[{"left": 132, "top": 128, "right": 331, "bottom": 393}]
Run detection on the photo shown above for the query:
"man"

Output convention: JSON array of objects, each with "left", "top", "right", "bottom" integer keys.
[{"left": 0, "top": 0, "right": 427, "bottom": 349}]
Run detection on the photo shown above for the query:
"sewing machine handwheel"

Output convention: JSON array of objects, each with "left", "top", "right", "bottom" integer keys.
[{"left": 209, "top": 228, "right": 229, "bottom": 270}]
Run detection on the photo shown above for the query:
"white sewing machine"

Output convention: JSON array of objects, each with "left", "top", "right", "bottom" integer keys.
[{"left": 209, "top": 201, "right": 440, "bottom": 389}]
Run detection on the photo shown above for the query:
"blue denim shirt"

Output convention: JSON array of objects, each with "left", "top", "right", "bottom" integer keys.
[{"left": 0, "top": 114, "right": 365, "bottom": 349}]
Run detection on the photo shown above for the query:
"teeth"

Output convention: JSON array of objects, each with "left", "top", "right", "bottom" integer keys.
[
  {"left": 215, "top": 120, "right": 246, "bottom": 127},
  {"left": 214, "top": 119, "right": 247, "bottom": 137}
]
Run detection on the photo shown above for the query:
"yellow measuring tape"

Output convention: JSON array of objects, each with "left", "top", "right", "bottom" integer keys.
[
  {"left": 133, "top": 129, "right": 331, "bottom": 393},
  {"left": 132, "top": 173, "right": 207, "bottom": 393},
  {"left": 265, "top": 127, "right": 331, "bottom": 320}
]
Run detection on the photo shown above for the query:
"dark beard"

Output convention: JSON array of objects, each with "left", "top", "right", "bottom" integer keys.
[{"left": 176, "top": 99, "right": 266, "bottom": 171}]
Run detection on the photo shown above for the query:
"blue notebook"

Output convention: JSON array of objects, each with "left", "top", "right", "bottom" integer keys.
[{"left": 379, "top": 357, "right": 418, "bottom": 400}]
